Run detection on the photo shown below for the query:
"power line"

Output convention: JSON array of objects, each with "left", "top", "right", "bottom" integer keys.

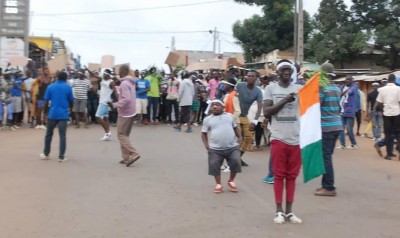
[
  {"left": 33, "top": 0, "right": 228, "bottom": 16},
  {"left": 32, "top": 28, "right": 209, "bottom": 34}
]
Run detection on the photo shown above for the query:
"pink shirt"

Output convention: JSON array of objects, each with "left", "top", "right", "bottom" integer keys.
[{"left": 208, "top": 78, "right": 218, "bottom": 100}]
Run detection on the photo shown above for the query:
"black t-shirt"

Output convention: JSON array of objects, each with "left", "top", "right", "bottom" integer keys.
[{"left": 367, "top": 90, "right": 379, "bottom": 111}]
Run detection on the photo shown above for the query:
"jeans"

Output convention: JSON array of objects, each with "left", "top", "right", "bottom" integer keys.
[
  {"left": 44, "top": 119, "right": 68, "bottom": 159},
  {"left": 147, "top": 97, "right": 159, "bottom": 121},
  {"left": 87, "top": 92, "right": 99, "bottom": 123},
  {"left": 370, "top": 111, "right": 383, "bottom": 139},
  {"left": 166, "top": 99, "right": 179, "bottom": 123},
  {"left": 267, "top": 154, "right": 274, "bottom": 177},
  {"left": 339, "top": 116, "right": 357, "bottom": 146},
  {"left": 0, "top": 103, "right": 14, "bottom": 122},
  {"left": 322, "top": 131, "right": 340, "bottom": 191},
  {"left": 254, "top": 122, "right": 263, "bottom": 146}
]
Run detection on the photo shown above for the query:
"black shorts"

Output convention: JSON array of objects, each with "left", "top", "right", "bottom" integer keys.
[{"left": 180, "top": 106, "right": 191, "bottom": 123}]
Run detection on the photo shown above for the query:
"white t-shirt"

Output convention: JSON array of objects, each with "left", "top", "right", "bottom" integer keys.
[
  {"left": 376, "top": 83, "right": 400, "bottom": 116},
  {"left": 264, "top": 82, "right": 302, "bottom": 145}
]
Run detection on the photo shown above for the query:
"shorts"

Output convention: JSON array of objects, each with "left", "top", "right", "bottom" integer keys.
[
  {"left": 191, "top": 100, "right": 200, "bottom": 112},
  {"left": 136, "top": 98, "right": 148, "bottom": 114},
  {"left": 73, "top": 99, "right": 87, "bottom": 113},
  {"left": 37, "top": 99, "right": 46, "bottom": 109},
  {"left": 208, "top": 146, "right": 241, "bottom": 176},
  {"left": 95, "top": 103, "right": 109, "bottom": 119},
  {"left": 180, "top": 105, "right": 191, "bottom": 123},
  {"left": 12, "top": 96, "right": 22, "bottom": 113}
]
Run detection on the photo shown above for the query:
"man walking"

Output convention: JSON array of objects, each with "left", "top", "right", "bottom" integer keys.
[
  {"left": 108, "top": 65, "right": 141, "bottom": 167},
  {"left": 95, "top": 69, "right": 117, "bottom": 141},
  {"left": 315, "top": 63, "right": 343, "bottom": 197},
  {"left": 367, "top": 82, "right": 383, "bottom": 141},
  {"left": 174, "top": 70, "right": 195, "bottom": 133},
  {"left": 40, "top": 72, "right": 73, "bottom": 162},
  {"left": 375, "top": 74, "right": 400, "bottom": 160},
  {"left": 236, "top": 71, "right": 263, "bottom": 166}
]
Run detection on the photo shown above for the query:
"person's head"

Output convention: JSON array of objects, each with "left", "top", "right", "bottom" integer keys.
[
  {"left": 372, "top": 82, "right": 379, "bottom": 90},
  {"left": 210, "top": 100, "right": 224, "bottom": 115},
  {"left": 344, "top": 75, "right": 353, "bottom": 86},
  {"left": 42, "top": 67, "right": 49, "bottom": 77},
  {"left": 161, "top": 70, "right": 165, "bottom": 77},
  {"left": 355, "top": 81, "right": 360, "bottom": 88},
  {"left": 119, "top": 64, "right": 130, "bottom": 78},
  {"left": 246, "top": 71, "right": 257, "bottom": 87},
  {"left": 103, "top": 69, "right": 112, "bottom": 80},
  {"left": 269, "top": 73, "right": 278, "bottom": 82},
  {"left": 140, "top": 70, "right": 146, "bottom": 78},
  {"left": 276, "top": 60, "right": 293, "bottom": 83},
  {"left": 223, "top": 78, "right": 237, "bottom": 92},
  {"left": 15, "top": 70, "right": 22, "bottom": 78},
  {"left": 181, "top": 70, "right": 190, "bottom": 79},
  {"left": 382, "top": 78, "right": 388, "bottom": 86},
  {"left": 261, "top": 75, "right": 270, "bottom": 85},
  {"left": 25, "top": 69, "right": 32, "bottom": 78},
  {"left": 78, "top": 69, "right": 86, "bottom": 80},
  {"left": 320, "top": 63, "right": 336, "bottom": 79},
  {"left": 58, "top": 71, "right": 68, "bottom": 82},
  {"left": 212, "top": 71, "right": 219, "bottom": 79},
  {"left": 388, "top": 74, "right": 396, "bottom": 83}
]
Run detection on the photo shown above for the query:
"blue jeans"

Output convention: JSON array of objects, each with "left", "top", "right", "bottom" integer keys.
[
  {"left": 339, "top": 117, "right": 357, "bottom": 146},
  {"left": 322, "top": 131, "right": 340, "bottom": 191},
  {"left": 0, "top": 103, "right": 13, "bottom": 121},
  {"left": 370, "top": 111, "right": 383, "bottom": 139},
  {"left": 44, "top": 119, "right": 68, "bottom": 159},
  {"left": 147, "top": 97, "right": 159, "bottom": 121},
  {"left": 267, "top": 154, "right": 274, "bottom": 177}
]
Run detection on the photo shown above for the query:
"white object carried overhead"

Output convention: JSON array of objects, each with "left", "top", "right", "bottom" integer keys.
[
  {"left": 186, "top": 59, "right": 227, "bottom": 72},
  {"left": 101, "top": 55, "right": 115, "bottom": 68},
  {"left": 9, "top": 56, "right": 30, "bottom": 67}
]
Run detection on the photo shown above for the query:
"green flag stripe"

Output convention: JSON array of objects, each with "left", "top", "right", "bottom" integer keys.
[{"left": 301, "top": 140, "right": 325, "bottom": 183}]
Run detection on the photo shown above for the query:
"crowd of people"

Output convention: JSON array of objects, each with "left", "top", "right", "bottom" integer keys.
[{"left": 1, "top": 60, "right": 399, "bottom": 224}]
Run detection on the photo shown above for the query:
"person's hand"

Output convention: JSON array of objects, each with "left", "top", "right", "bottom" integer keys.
[
  {"left": 283, "top": 93, "right": 296, "bottom": 103},
  {"left": 261, "top": 118, "right": 268, "bottom": 128},
  {"left": 237, "top": 136, "right": 243, "bottom": 145},
  {"left": 249, "top": 123, "right": 256, "bottom": 131},
  {"left": 205, "top": 144, "right": 210, "bottom": 151},
  {"left": 107, "top": 101, "right": 114, "bottom": 108}
]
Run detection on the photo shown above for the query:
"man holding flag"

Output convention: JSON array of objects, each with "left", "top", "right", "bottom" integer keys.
[
  {"left": 314, "top": 63, "right": 343, "bottom": 197},
  {"left": 264, "top": 60, "right": 302, "bottom": 224}
]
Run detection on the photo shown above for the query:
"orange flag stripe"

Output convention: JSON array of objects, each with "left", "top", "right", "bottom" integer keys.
[{"left": 299, "top": 72, "right": 320, "bottom": 116}]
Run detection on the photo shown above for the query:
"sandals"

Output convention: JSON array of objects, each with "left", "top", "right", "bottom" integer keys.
[
  {"left": 213, "top": 184, "right": 223, "bottom": 194},
  {"left": 273, "top": 212, "right": 302, "bottom": 224}
]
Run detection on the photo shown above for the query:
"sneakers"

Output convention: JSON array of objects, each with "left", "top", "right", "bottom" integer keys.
[
  {"left": 185, "top": 128, "right": 193, "bottom": 133},
  {"left": 336, "top": 145, "right": 346, "bottom": 149},
  {"left": 227, "top": 180, "right": 238, "bottom": 192},
  {"left": 314, "top": 188, "right": 337, "bottom": 196},
  {"left": 126, "top": 153, "right": 140, "bottom": 167},
  {"left": 274, "top": 212, "right": 286, "bottom": 224},
  {"left": 40, "top": 153, "right": 50, "bottom": 160},
  {"left": 223, "top": 166, "right": 231, "bottom": 173},
  {"left": 100, "top": 132, "right": 112, "bottom": 141},
  {"left": 286, "top": 213, "right": 302, "bottom": 224},
  {"left": 174, "top": 126, "right": 181, "bottom": 132},
  {"left": 347, "top": 144, "right": 358, "bottom": 149},
  {"left": 12, "top": 125, "right": 20, "bottom": 129},
  {"left": 374, "top": 143, "right": 383, "bottom": 157},
  {"left": 213, "top": 184, "right": 223, "bottom": 194},
  {"left": 58, "top": 157, "right": 68, "bottom": 163},
  {"left": 241, "top": 160, "right": 249, "bottom": 167},
  {"left": 143, "top": 120, "right": 149, "bottom": 125},
  {"left": 193, "top": 123, "right": 199, "bottom": 127},
  {"left": 262, "top": 176, "right": 274, "bottom": 184}
]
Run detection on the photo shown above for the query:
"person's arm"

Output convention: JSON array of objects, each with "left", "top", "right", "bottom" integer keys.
[
  {"left": 264, "top": 93, "right": 296, "bottom": 117},
  {"left": 84, "top": 66, "right": 101, "bottom": 80},
  {"left": 234, "top": 126, "right": 243, "bottom": 145},
  {"left": 111, "top": 83, "right": 130, "bottom": 108},
  {"left": 201, "top": 132, "right": 209, "bottom": 151},
  {"left": 374, "top": 91, "right": 383, "bottom": 112}
]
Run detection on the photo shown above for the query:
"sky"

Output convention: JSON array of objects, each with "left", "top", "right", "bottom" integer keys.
[{"left": 29, "top": 0, "right": 353, "bottom": 70}]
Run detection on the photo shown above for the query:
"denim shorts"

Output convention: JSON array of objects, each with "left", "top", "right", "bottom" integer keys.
[{"left": 95, "top": 103, "right": 109, "bottom": 118}]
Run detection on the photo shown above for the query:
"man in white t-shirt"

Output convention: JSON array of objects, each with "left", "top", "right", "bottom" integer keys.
[{"left": 375, "top": 74, "right": 400, "bottom": 160}]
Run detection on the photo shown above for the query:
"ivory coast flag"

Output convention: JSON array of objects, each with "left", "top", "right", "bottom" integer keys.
[{"left": 298, "top": 72, "right": 325, "bottom": 183}]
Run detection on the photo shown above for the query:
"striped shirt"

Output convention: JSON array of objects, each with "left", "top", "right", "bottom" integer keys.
[
  {"left": 72, "top": 79, "right": 91, "bottom": 99},
  {"left": 320, "top": 84, "right": 343, "bottom": 132}
]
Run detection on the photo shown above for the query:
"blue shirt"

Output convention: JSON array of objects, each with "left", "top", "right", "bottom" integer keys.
[
  {"left": 44, "top": 81, "right": 74, "bottom": 120},
  {"left": 340, "top": 84, "right": 357, "bottom": 117},
  {"left": 320, "top": 85, "right": 343, "bottom": 132},
  {"left": 11, "top": 77, "right": 23, "bottom": 96},
  {"left": 135, "top": 78, "right": 150, "bottom": 99}
]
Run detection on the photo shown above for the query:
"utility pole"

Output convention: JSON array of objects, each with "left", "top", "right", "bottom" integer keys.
[
  {"left": 211, "top": 27, "right": 219, "bottom": 55},
  {"left": 170, "top": 37, "right": 176, "bottom": 51},
  {"left": 294, "top": 0, "right": 304, "bottom": 65}
]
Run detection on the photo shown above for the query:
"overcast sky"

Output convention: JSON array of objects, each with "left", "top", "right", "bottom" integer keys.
[{"left": 29, "top": 0, "right": 353, "bottom": 70}]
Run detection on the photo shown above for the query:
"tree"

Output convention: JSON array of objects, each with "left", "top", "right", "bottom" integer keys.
[
  {"left": 352, "top": 0, "right": 400, "bottom": 69},
  {"left": 232, "top": 0, "right": 311, "bottom": 62},
  {"left": 306, "top": 0, "right": 367, "bottom": 67}
]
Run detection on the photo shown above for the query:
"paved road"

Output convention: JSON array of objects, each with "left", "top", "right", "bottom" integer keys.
[{"left": 0, "top": 124, "right": 399, "bottom": 238}]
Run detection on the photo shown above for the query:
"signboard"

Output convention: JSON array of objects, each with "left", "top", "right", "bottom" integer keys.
[
  {"left": 47, "top": 54, "right": 68, "bottom": 75},
  {"left": 0, "top": 0, "right": 30, "bottom": 37},
  {"left": 0, "top": 36, "right": 24, "bottom": 69},
  {"left": 101, "top": 55, "right": 115, "bottom": 68}
]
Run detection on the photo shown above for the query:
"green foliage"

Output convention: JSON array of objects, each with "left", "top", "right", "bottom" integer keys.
[
  {"left": 233, "top": 0, "right": 312, "bottom": 61},
  {"left": 306, "top": 0, "right": 367, "bottom": 66}
]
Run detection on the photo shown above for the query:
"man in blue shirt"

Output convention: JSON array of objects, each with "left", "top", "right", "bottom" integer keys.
[
  {"left": 40, "top": 72, "right": 74, "bottom": 162},
  {"left": 338, "top": 76, "right": 358, "bottom": 149},
  {"left": 136, "top": 70, "right": 151, "bottom": 125}
]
